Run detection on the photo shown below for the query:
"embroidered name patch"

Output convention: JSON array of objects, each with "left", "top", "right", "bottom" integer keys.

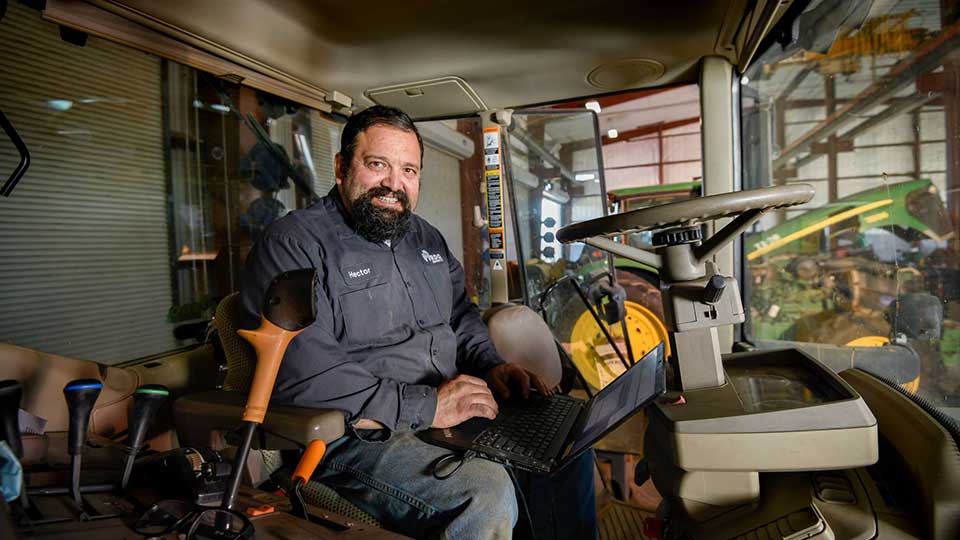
[
  {"left": 340, "top": 263, "right": 379, "bottom": 285},
  {"left": 421, "top": 250, "right": 443, "bottom": 264}
]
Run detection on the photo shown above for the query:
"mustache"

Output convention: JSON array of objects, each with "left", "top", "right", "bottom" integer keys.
[{"left": 363, "top": 186, "right": 409, "bottom": 207}]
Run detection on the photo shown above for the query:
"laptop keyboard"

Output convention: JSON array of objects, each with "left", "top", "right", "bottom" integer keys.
[{"left": 474, "top": 394, "right": 578, "bottom": 461}]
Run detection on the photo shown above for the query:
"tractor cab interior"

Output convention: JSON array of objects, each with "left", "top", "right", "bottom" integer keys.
[{"left": 1, "top": 1, "right": 960, "bottom": 539}]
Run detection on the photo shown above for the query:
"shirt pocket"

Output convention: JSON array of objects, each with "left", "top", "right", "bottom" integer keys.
[
  {"left": 339, "top": 283, "right": 407, "bottom": 348},
  {"left": 423, "top": 264, "right": 453, "bottom": 322}
]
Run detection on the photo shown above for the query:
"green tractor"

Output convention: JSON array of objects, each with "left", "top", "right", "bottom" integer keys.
[{"left": 745, "top": 178, "right": 957, "bottom": 394}]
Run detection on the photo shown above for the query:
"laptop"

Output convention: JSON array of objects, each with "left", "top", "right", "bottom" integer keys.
[{"left": 420, "top": 342, "right": 666, "bottom": 474}]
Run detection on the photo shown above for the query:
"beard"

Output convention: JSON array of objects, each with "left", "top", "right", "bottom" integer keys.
[{"left": 349, "top": 186, "right": 412, "bottom": 243}]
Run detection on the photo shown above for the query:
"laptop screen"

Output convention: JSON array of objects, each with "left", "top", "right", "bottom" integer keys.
[{"left": 566, "top": 342, "right": 665, "bottom": 459}]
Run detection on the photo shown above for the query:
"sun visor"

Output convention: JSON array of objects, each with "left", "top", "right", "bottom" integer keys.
[{"left": 365, "top": 77, "right": 486, "bottom": 120}]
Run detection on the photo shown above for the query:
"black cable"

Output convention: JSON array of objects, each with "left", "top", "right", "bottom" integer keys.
[
  {"left": 505, "top": 465, "right": 536, "bottom": 540},
  {"left": 430, "top": 451, "right": 476, "bottom": 480}
]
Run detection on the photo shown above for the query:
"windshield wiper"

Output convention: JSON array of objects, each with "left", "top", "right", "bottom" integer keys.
[{"left": 1, "top": 110, "right": 31, "bottom": 197}]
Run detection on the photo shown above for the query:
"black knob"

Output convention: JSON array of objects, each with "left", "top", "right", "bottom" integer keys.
[
  {"left": 702, "top": 275, "right": 726, "bottom": 304},
  {"left": 128, "top": 385, "right": 168, "bottom": 453},
  {"left": 63, "top": 379, "right": 102, "bottom": 456},
  {"left": 0, "top": 380, "right": 23, "bottom": 458}
]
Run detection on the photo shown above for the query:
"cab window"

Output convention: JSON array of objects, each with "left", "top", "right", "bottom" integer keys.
[
  {"left": 741, "top": 0, "right": 959, "bottom": 414},
  {"left": 0, "top": 2, "right": 341, "bottom": 364}
]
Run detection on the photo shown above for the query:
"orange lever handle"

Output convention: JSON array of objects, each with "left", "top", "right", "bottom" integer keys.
[
  {"left": 237, "top": 318, "right": 304, "bottom": 424},
  {"left": 292, "top": 439, "right": 327, "bottom": 485}
]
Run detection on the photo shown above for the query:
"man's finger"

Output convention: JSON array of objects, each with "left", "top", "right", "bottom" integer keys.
[
  {"left": 469, "top": 402, "right": 498, "bottom": 420},
  {"left": 514, "top": 368, "right": 531, "bottom": 399},
  {"left": 529, "top": 372, "right": 550, "bottom": 396},
  {"left": 468, "top": 390, "right": 499, "bottom": 413},
  {"left": 455, "top": 374, "right": 489, "bottom": 387},
  {"left": 487, "top": 374, "right": 511, "bottom": 400}
]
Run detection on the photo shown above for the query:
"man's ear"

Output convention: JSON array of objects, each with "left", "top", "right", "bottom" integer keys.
[{"left": 334, "top": 153, "right": 344, "bottom": 186}]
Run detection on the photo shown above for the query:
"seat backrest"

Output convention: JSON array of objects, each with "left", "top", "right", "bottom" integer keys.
[
  {"left": 484, "top": 304, "right": 563, "bottom": 389},
  {"left": 213, "top": 292, "right": 257, "bottom": 392}
]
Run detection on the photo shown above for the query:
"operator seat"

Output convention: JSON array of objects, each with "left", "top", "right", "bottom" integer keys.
[{"left": 176, "top": 294, "right": 564, "bottom": 529}]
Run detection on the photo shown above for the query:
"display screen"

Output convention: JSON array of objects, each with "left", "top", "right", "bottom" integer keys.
[
  {"left": 727, "top": 362, "right": 849, "bottom": 413},
  {"left": 567, "top": 343, "right": 664, "bottom": 458}
]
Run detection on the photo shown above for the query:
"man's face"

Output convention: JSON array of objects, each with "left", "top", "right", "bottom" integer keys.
[{"left": 336, "top": 125, "right": 421, "bottom": 243}]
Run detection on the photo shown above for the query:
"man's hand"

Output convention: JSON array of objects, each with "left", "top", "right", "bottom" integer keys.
[
  {"left": 431, "top": 375, "right": 499, "bottom": 429},
  {"left": 484, "top": 363, "right": 551, "bottom": 401}
]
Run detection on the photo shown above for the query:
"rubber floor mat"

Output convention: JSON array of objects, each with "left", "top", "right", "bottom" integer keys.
[{"left": 598, "top": 500, "right": 656, "bottom": 540}]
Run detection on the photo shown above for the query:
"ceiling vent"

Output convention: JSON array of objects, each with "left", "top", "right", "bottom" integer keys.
[
  {"left": 365, "top": 76, "right": 486, "bottom": 120},
  {"left": 587, "top": 59, "right": 665, "bottom": 90}
]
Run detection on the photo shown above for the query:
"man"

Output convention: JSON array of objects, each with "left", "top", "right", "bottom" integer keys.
[{"left": 240, "top": 106, "right": 594, "bottom": 539}]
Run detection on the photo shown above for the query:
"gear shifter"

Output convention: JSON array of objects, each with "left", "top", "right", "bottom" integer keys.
[
  {"left": 62, "top": 378, "right": 101, "bottom": 518},
  {"left": 121, "top": 384, "right": 168, "bottom": 491},
  {"left": 0, "top": 380, "right": 29, "bottom": 512}
]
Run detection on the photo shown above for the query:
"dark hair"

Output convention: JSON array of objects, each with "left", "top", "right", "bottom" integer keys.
[{"left": 338, "top": 105, "right": 423, "bottom": 178}]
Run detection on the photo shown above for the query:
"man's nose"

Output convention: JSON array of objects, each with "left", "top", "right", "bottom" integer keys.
[{"left": 380, "top": 167, "right": 402, "bottom": 192}]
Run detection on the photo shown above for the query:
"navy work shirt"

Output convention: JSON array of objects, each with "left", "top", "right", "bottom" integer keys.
[{"left": 239, "top": 189, "right": 503, "bottom": 434}]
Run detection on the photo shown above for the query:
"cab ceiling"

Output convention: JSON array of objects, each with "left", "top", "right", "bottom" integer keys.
[{"left": 105, "top": 0, "right": 753, "bottom": 113}]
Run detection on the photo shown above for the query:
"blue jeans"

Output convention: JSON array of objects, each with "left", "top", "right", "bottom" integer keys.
[{"left": 313, "top": 433, "right": 596, "bottom": 539}]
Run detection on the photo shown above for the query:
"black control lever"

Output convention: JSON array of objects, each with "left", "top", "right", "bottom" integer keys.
[
  {"left": 0, "top": 380, "right": 23, "bottom": 458},
  {"left": 0, "top": 380, "right": 30, "bottom": 513},
  {"left": 63, "top": 379, "right": 102, "bottom": 518},
  {"left": 121, "top": 384, "right": 168, "bottom": 491},
  {"left": 701, "top": 275, "right": 726, "bottom": 304}
]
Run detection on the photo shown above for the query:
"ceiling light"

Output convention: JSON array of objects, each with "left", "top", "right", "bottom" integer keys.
[
  {"left": 47, "top": 99, "right": 73, "bottom": 111},
  {"left": 575, "top": 173, "right": 596, "bottom": 182},
  {"left": 210, "top": 104, "right": 231, "bottom": 113},
  {"left": 607, "top": 129, "right": 619, "bottom": 139},
  {"left": 544, "top": 182, "right": 553, "bottom": 192},
  {"left": 585, "top": 100, "right": 601, "bottom": 114},
  {"left": 740, "top": 75, "right": 750, "bottom": 85}
]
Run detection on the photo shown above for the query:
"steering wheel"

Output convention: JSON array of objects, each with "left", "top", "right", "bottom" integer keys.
[{"left": 557, "top": 184, "right": 815, "bottom": 243}]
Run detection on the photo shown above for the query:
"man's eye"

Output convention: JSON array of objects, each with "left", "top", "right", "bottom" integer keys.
[
  {"left": 368, "top": 161, "right": 385, "bottom": 169},
  {"left": 404, "top": 168, "right": 418, "bottom": 175}
]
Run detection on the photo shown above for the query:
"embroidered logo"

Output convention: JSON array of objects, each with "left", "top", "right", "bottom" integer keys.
[{"left": 421, "top": 250, "right": 443, "bottom": 264}]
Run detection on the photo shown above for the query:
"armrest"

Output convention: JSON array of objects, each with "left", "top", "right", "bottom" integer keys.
[{"left": 174, "top": 391, "right": 345, "bottom": 450}]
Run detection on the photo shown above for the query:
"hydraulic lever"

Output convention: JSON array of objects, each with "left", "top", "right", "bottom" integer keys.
[
  {"left": 219, "top": 269, "right": 317, "bottom": 523},
  {"left": 62, "top": 379, "right": 101, "bottom": 519},
  {"left": 121, "top": 384, "right": 169, "bottom": 491},
  {"left": 289, "top": 440, "right": 327, "bottom": 520}
]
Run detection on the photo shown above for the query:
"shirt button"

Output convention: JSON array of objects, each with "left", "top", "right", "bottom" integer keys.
[
  {"left": 417, "top": 319, "right": 425, "bottom": 325},
  {"left": 422, "top": 390, "right": 428, "bottom": 397},
  {"left": 411, "top": 423, "right": 419, "bottom": 430}
]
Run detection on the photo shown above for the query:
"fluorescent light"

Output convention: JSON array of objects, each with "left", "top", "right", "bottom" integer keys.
[
  {"left": 210, "top": 104, "right": 231, "bottom": 113},
  {"left": 47, "top": 99, "right": 73, "bottom": 111},
  {"left": 740, "top": 75, "right": 750, "bottom": 85},
  {"left": 575, "top": 173, "right": 596, "bottom": 182},
  {"left": 607, "top": 128, "right": 619, "bottom": 139},
  {"left": 585, "top": 100, "right": 601, "bottom": 114}
]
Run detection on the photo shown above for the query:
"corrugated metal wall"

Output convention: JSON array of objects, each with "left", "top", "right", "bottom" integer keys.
[{"left": 0, "top": 3, "right": 174, "bottom": 364}]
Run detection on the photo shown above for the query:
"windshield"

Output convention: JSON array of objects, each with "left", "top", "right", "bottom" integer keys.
[
  {"left": 741, "top": 0, "right": 960, "bottom": 421},
  {"left": 504, "top": 110, "right": 609, "bottom": 302}
]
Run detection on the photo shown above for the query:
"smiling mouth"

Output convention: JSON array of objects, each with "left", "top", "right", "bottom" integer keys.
[{"left": 376, "top": 195, "right": 399, "bottom": 205}]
